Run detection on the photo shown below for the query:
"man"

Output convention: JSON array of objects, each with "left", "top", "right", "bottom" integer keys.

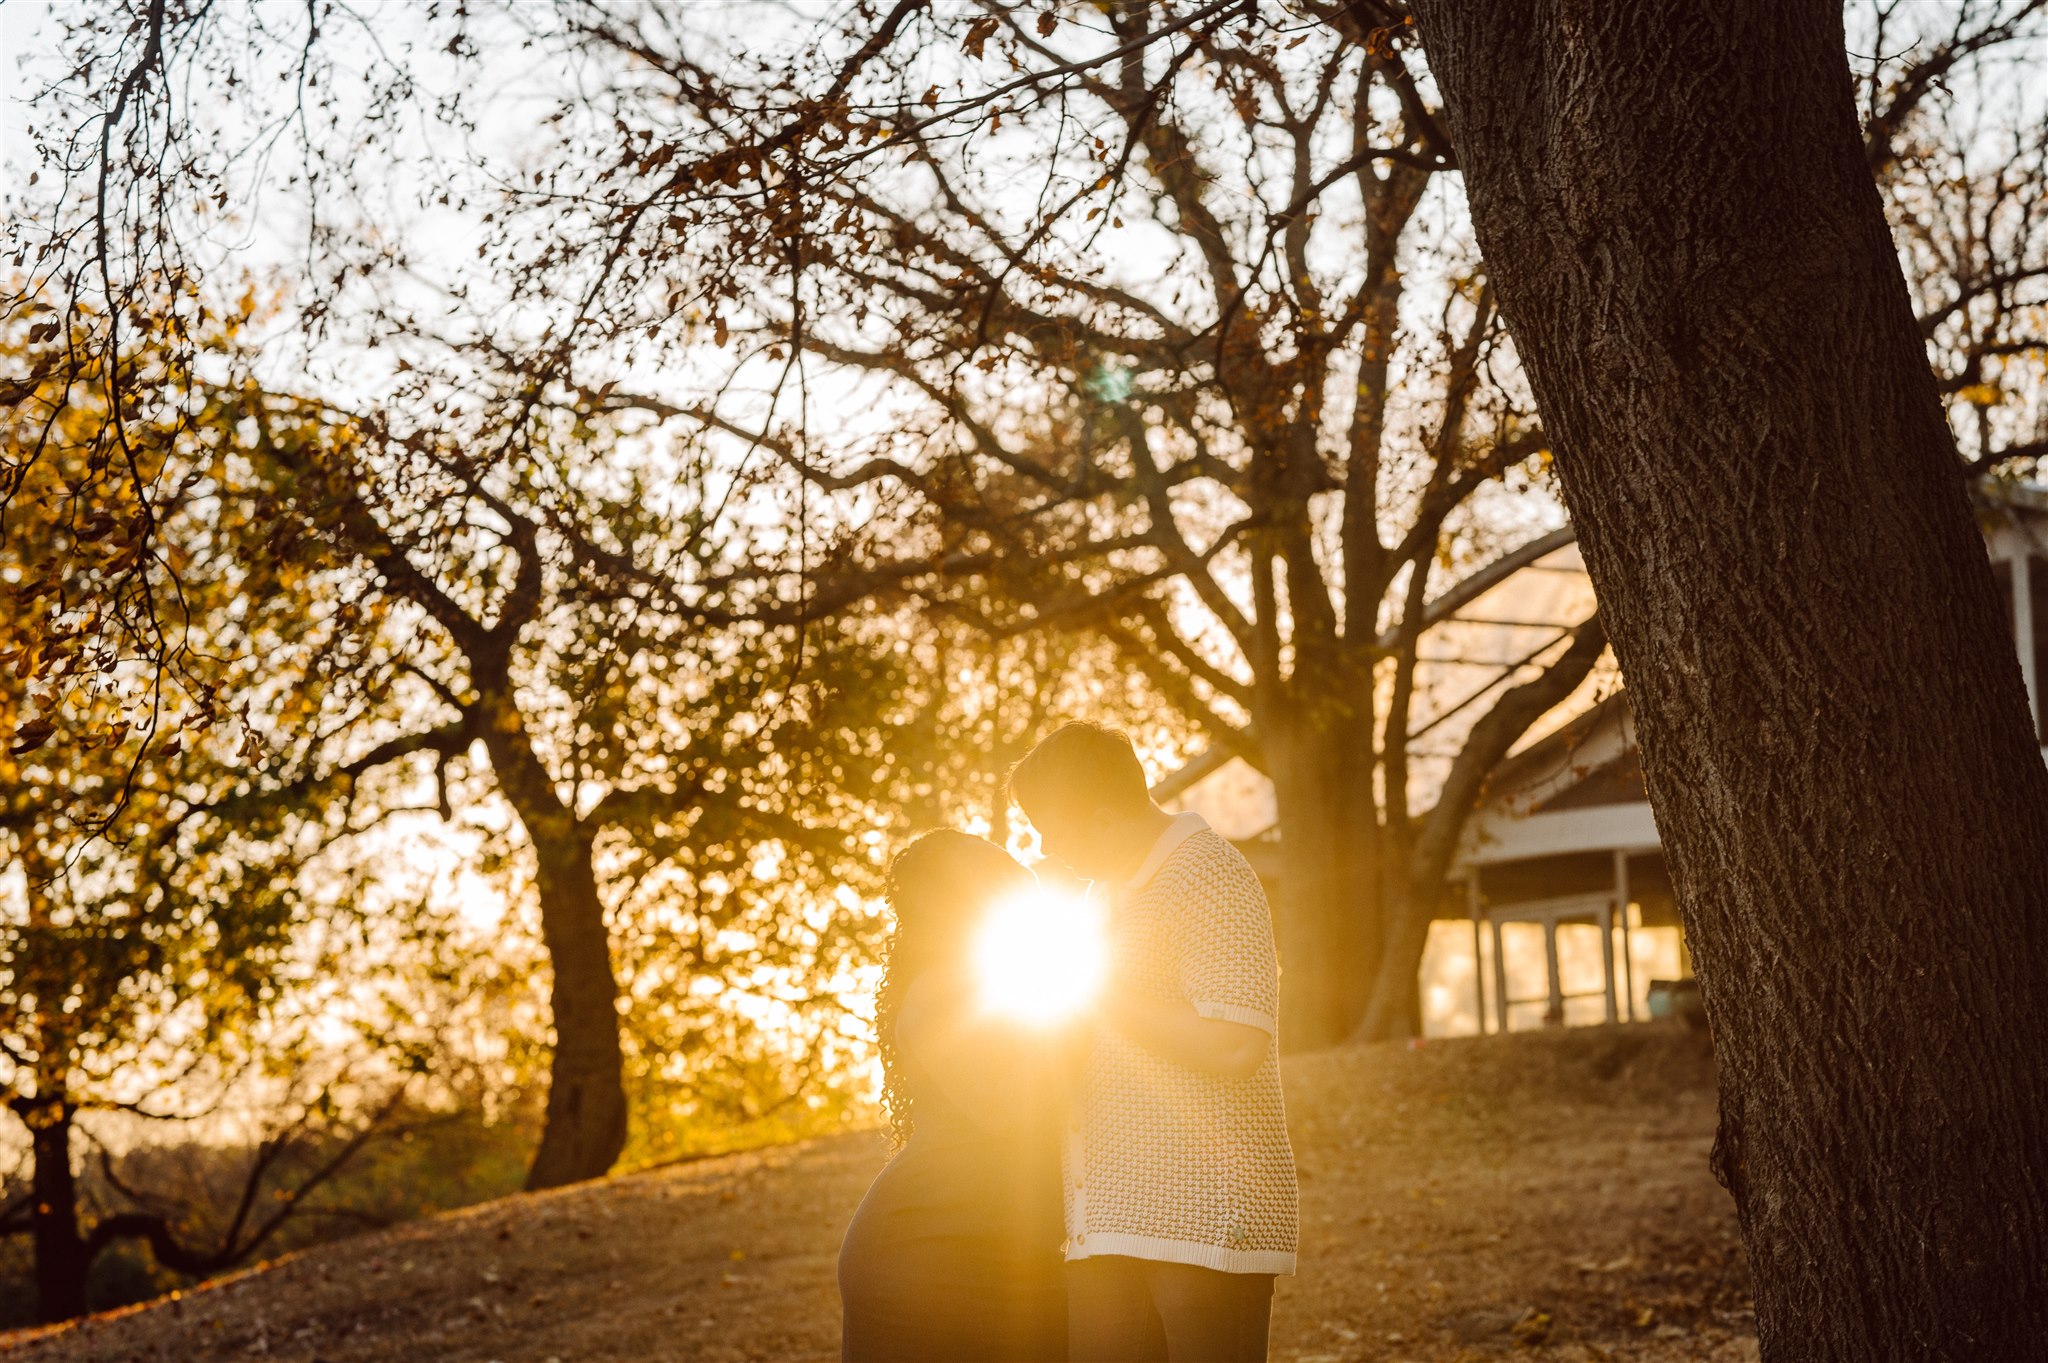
[{"left": 1008, "top": 721, "right": 1299, "bottom": 1363}]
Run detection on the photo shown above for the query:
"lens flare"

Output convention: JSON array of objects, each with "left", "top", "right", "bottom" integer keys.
[{"left": 972, "top": 886, "right": 1108, "bottom": 1025}]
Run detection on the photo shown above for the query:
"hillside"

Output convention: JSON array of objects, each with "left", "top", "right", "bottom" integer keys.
[{"left": 1, "top": 1024, "right": 1754, "bottom": 1363}]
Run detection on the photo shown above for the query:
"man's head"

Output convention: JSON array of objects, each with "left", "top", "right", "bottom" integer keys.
[{"left": 1007, "top": 721, "right": 1159, "bottom": 882}]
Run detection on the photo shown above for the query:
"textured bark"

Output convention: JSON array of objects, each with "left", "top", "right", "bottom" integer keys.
[
  {"left": 519, "top": 833, "right": 629, "bottom": 1191},
  {"left": 1405, "top": 2, "right": 2048, "bottom": 1358}
]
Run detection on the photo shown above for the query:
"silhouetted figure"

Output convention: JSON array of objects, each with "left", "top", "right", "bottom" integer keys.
[
  {"left": 1010, "top": 722, "right": 1299, "bottom": 1363},
  {"left": 838, "top": 832, "right": 1069, "bottom": 1362}
]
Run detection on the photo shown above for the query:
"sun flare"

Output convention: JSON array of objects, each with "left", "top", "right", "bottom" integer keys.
[{"left": 972, "top": 886, "right": 1109, "bottom": 1026}]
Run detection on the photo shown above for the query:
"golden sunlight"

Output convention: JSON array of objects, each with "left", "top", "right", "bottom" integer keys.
[{"left": 972, "top": 886, "right": 1109, "bottom": 1026}]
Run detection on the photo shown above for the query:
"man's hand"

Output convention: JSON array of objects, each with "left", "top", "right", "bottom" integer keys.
[{"left": 1099, "top": 990, "right": 1270, "bottom": 1080}]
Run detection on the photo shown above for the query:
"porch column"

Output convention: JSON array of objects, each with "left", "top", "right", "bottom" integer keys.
[
  {"left": 1614, "top": 848, "right": 1636, "bottom": 1022},
  {"left": 1468, "top": 874, "right": 1487, "bottom": 1036}
]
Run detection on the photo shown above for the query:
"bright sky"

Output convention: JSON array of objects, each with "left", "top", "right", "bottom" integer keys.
[{"left": 0, "top": 3, "right": 52, "bottom": 180}]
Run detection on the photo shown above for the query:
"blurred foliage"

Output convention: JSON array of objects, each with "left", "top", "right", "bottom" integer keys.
[{"left": 0, "top": 299, "right": 478, "bottom": 1318}]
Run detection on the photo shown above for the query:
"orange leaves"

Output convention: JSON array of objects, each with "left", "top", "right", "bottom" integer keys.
[
  {"left": 1362, "top": 16, "right": 1416, "bottom": 61},
  {"left": 8, "top": 717, "right": 55, "bottom": 755},
  {"left": 962, "top": 17, "right": 999, "bottom": 60}
]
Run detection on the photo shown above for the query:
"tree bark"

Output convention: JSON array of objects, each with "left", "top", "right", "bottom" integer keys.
[
  {"left": 1266, "top": 722, "right": 1384, "bottom": 1050},
  {"left": 18, "top": 1094, "right": 89, "bottom": 1323},
  {"left": 1405, "top": 2, "right": 2048, "bottom": 1357},
  {"left": 520, "top": 829, "right": 630, "bottom": 1190},
  {"left": 479, "top": 701, "right": 630, "bottom": 1191}
]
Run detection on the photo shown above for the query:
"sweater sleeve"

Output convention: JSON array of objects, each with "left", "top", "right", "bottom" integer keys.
[{"left": 1170, "top": 839, "right": 1281, "bottom": 1038}]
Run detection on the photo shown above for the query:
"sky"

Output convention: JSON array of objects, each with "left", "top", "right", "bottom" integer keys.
[{"left": 1, "top": 3, "right": 51, "bottom": 184}]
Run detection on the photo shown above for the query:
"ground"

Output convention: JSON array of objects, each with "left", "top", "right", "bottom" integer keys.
[{"left": 0, "top": 1023, "right": 1751, "bottom": 1363}]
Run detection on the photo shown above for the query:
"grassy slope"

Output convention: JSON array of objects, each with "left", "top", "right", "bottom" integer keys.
[{"left": 1, "top": 1023, "right": 1754, "bottom": 1363}]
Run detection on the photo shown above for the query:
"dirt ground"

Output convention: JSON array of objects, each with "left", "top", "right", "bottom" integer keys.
[{"left": 1, "top": 1022, "right": 1752, "bottom": 1363}]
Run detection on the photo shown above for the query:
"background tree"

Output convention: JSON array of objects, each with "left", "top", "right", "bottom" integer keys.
[
  {"left": 0, "top": 312, "right": 435, "bottom": 1323},
  {"left": 517, "top": 0, "right": 1606, "bottom": 1046},
  {"left": 1405, "top": 0, "right": 2048, "bottom": 1357},
  {"left": 1862, "top": 2, "right": 2048, "bottom": 480},
  {"left": 230, "top": 379, "right": 989, "bottom": 1185}
]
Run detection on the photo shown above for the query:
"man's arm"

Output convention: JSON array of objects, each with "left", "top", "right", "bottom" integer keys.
[{"left": 1100, "top": 990, "right": 1269, "bottom": 1080}]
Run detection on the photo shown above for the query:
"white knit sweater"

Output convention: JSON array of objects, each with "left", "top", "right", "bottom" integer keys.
[{"left": 1062, "top": 813, "right": 1300, "bottom": 1275}]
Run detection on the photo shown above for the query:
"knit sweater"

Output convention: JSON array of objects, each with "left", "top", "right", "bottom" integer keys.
[{"left": 1062, "top": 813, "right": 1300, "bottom": 1275}]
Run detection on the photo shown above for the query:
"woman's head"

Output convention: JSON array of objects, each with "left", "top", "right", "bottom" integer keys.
[
  {"left": 875, "top": 830, "right": 1029, "bottom": 1144},
  {"left": 885, "top": 829, "right": 1032, "bottom": 958}
]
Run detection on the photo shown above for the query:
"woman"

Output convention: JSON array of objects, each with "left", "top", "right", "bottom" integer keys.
[{"left": 839, "top": 830, "right": 1071, "bottom": 1363}]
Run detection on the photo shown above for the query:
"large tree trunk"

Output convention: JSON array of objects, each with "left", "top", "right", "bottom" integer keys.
[
  {"left": 18, "top": 1094, "right": 89, "bottom": 1322},
  {"left": 1266, "top": 723, "right": 1383, "bottom": 1050},
  {"left": 1406, "top": 2, "right": 2048, "bottom": 1357},
  {"left": 480, "top": 707, "right": 629, "bottom": 1190}
]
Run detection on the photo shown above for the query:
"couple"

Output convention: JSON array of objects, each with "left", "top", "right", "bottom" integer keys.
[{"left": 838, "top": 722, "right": 1300, "bottom": 1363}]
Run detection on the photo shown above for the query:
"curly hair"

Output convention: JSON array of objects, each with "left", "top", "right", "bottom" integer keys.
[
  {"left": 874, "top": 919, "right": 920, "bottom": 1149},
  {"left": 875, "top": 830, "right": 1030, "bottom": 1147}
]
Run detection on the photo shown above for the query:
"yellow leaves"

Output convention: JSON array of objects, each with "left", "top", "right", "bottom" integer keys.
[
  {"left": 0, "top": 641, "right": 42, "bottom": 681},
  {"left": 1956, "top": 381, "right": 2003, "bottom": 406},
  {"left": 1363, "top": 15, "right": 1417, "bottom": 60}
]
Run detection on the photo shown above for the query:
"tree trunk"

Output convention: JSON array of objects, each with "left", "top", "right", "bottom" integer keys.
[
  {"left": 521, "top": 830, "right": 631, "bottom": 1190},
  {"left": 1406, "top": 3, "right": 2048, "bottom": 1357},
  {"left": 1266, "top": 723, "right": 1383, "bottom": 1050},
  {"left": 19, "top": 1095, "right": 90, "bottom": 1323},
  {"left": 1358, "top": 615, "right": 1610, "bottom": 1042},
  {"left": 480, "top": 706, "right": 629, "bottom": 1190},
  {"left": 1358, "top": 880, "right": 1431, "bottom": 1043}
]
